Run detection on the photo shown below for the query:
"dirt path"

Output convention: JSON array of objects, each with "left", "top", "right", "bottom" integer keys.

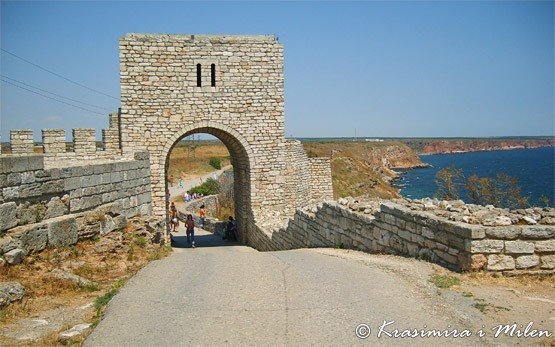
[{"left": 168, "top": 164, "right": 232, "bottom": 201}]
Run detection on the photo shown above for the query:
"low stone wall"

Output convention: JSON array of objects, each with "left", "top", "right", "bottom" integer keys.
[
  {"left": 0, "top": 152, "right": 154, "bottom": 263},
  {"left": 177, "top": 195, "right": 226, "bottom": 236},
  {"left": 250, "top": 201, "right": 554, "bottom": 274},
  {"left": 181, "top": 195, "right": 219, "bottom": 218}
]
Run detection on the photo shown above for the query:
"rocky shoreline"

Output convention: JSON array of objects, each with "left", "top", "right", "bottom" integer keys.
[{"left": 417, "top": 139, "right": 554, "bottom": 155}]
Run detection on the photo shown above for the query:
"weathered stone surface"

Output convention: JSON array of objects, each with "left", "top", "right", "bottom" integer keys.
[
  {"left": 48, "top": 217, "right": 78, "bottom": 247},
  {"left": 16, "top": 224, "right": 48, "bottom": 254},
  {"left": 58, "top": 323, "right": 92, "bottom": 343},
  {"left": 521, "top": 226, "right": 555, "bottom": 239},
  {"left": 5, "top": 248, "right": 24, "bottom": 265},
  {"left": 505, "top": 241, "right": 535, "bottom": 254},
  {"left": 540, "top": 255, "right": 555, "bottom": 269},
  {"left": 515, "top": 255, "right": 540, "bottom": 269},
  {"left": 0, "top": 281, "right": 25, "bottom": 307},
  {"left": 0, "top": 202, "right": 17, "bottom": 232},
  {"left": 100, "top": 215, "right": 116, "bottom": 234},
  {"left": 483, "top": 216, "right": 512, "bottom": 226},
  {"left": 484, "top": 226, "right": 521, "bottom": 240},
  {"left": 540, "top": 217, "right": 555, "bottom": 225},
  {"left": 50, "top": 268, "right": 97, "bottom": 287},
  {"left": 486, "top": 254, "right": 515, "bottom": 271},
  {"left": 520, "top": 216, "right": 537, "bottom": 225},
  {"left": 16, "top": 202, "right": 42, "bottom": 225},
  {"left": 45, "top": 196, "right": 69, "bottom": 219},
  {"left": 0, "top": 236, "right": 19, "bottom": 254},
  {"left": 470, "top": 239, "right": 504, "bottom": 253},
  {"left": 470, "top": 254, "right": 487, "bottom": 271},
  {"left": 534, "top": 240, "right": 555, "bottom": 253}
]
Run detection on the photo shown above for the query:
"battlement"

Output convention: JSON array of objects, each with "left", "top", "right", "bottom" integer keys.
[
  {"left": 1, "top": 112, "right": 123, "bottom": 168},
  {"left": 123, "top": 33, "right": 278, "bottom": 44}
]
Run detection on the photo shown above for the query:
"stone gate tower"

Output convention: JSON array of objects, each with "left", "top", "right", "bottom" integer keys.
[{"left": 119, "top": 34, "right": 332, "bottom": 244}]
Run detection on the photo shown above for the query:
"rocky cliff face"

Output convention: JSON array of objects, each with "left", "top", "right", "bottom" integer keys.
[
  {"left": 302, "top": 141, "right": 426, "bottom": 199},
  {"left": 420, "top": 139, "right": 555, "bottom": 155}
]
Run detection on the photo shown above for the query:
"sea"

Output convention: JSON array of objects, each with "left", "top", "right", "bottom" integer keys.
[{"left": 396, "top": 147, "right": 555, "bottom": 207}]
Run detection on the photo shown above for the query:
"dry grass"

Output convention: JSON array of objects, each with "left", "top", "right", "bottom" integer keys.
[
  {"left": 167, "top": 141, "right": 230, "bottom": 182},
  {"left": 303, "top": 141, "right": 406, "bottom": 199},
  {"left": 0, "top": 223, "right": 172, "bottom": 346},
  {"left": 168, "top": 139, "right": 416, "bottom": 200},
  {"left": 462, "top": 271, "right": 555, "bottom": 289}
]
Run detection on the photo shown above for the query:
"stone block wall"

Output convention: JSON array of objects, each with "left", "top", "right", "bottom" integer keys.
[
  {"left": 2, "top": 112, "right": 122, "bottom": 168},
  {"left": 181, "top": 195, "right": 219, "bottom": 218},
  {"left": 309, "top": 157, "right": 333, "bottom": 204},
  {"left": 248, "top": 201, "right": 554, "bottom": 274},
  {"left": 283, "top": 140, "right": 311, "bottom": 216},
  {"left": 119, "top": 34, "right": 287, "bottom": 224},
  {"left": 0, "top": 152, "right": 153, "bottom": 261},
  {"left": 176, "top": 195, "right": 227, "bottom": 237}
]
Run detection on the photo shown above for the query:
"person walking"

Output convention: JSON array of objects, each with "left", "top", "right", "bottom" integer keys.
[
  {"left": 224, "top": 216, "right": 237, "bottom": 241},
  {"left": 199, "top": 205, "right": 206, "bottom": 229},
  {"left": 169, "top": 202, "right": 179, "bottom": 233},
  {"left": 185, "top": 214, "right": 195, "bottom": 248}
]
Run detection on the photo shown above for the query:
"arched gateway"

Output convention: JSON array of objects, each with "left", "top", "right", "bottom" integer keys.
[{"left": 118, "top": 34, "right": 332, "bottom": 245}]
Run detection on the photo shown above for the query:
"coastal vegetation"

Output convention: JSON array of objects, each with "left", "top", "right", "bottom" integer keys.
[
  {"left": 435, "top": 166, "right": 530, "bottom": 209},
  {"left": 167, "top": 138, "right": 553, "bottom": 208},
  {"left": 189, "top": 178, "right": 221, "bottom": 196},
  {"left": 302, "top": 140, "right": 425, "bottom": 199}
]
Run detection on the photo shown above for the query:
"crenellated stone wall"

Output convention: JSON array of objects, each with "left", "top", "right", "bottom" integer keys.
[{"left": 3, "top": 112, "right": 123, "bottom": 168}]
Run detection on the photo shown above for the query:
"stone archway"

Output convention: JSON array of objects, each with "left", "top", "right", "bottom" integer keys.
[
  {"left": 162, "top": 122, "right": 255, "bottom": 243},
  {"left": 118, "top": 33, "right": 333, "bottom": 248}
]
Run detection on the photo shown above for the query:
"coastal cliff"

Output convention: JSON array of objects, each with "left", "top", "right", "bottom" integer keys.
[
  {"left": 302, "top": 141, "right": 425, "bottom": 199},
  {"left": 411, "top": 138, "right": 555, "bottom": 155}
]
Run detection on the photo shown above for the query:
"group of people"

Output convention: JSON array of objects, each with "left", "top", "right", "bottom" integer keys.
[
  {"left": 168, "top": 175, "right": 187, "bottom": 189},
  {"left": 169, "top": 202, "right": 237, "bottom": 247},
  {"left": 169, "top": 202, "right": 196, "bottom": 248},
  {"left": 183, "top": 191, "right": 203, "bottom": 203}
]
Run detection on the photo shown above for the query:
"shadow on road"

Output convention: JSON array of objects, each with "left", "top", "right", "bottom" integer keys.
[{"left": 170, "top": 228, "right": 239, "bottom": 248}]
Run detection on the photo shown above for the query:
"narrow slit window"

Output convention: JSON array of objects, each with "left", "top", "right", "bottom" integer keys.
[
  {"left": 211, "top": 64, "right": 216, "bottom": 87},
  {"left": 196, "top": 64, "right": 202, "bottom": 87}
]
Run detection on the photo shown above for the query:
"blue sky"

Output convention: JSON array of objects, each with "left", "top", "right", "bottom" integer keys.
[{"left": 1, "top": 1, "right": 553, "bottom": 141}]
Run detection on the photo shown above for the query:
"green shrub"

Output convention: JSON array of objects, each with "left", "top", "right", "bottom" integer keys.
[
  {"left": 431, "top": 274, "right": 461, "bottom": 289},
  {"left": 209, "top": 157, "right": 222, "bottom": 170},
  {"left": 133, "top": 236, "right": 147, "bottom": 248},
  {"left": 190, "top": 178, "right": 220, "bottom": 196}
]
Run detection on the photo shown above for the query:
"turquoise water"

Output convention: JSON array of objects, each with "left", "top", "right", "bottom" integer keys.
[{"left": 397, "top": 147, "right": 555, "bottom": 206}]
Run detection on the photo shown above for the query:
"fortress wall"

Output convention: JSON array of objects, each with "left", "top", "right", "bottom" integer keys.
[
  {"left": 283, "top": 140, "right": 311, "bottom": 216},
  {"left": 256, "top": 201, "right": 554, "bottom": 274},
  {"left": 119, "top": 34, "right": 287, "bottom": 220},
  {"left": 9, "top": 130, "right": 34, "bottom": 154},
  {"left": 309, "top": 157, "right": 333, "bottom": 204},
  {"left": 0, "top": 151, "right": 153, "bottom": 260},
  {"left": 2, "top": 113, "right": 122, "bottom": 168}
]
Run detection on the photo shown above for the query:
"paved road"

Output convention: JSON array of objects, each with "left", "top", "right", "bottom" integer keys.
[{"left": 86, "top": 228, "right": 490, "bottom": 346}]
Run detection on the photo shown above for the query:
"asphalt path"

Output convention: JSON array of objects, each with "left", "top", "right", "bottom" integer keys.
[{"left": 85, "top": 225, "right": 495, "bottom": 346}]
